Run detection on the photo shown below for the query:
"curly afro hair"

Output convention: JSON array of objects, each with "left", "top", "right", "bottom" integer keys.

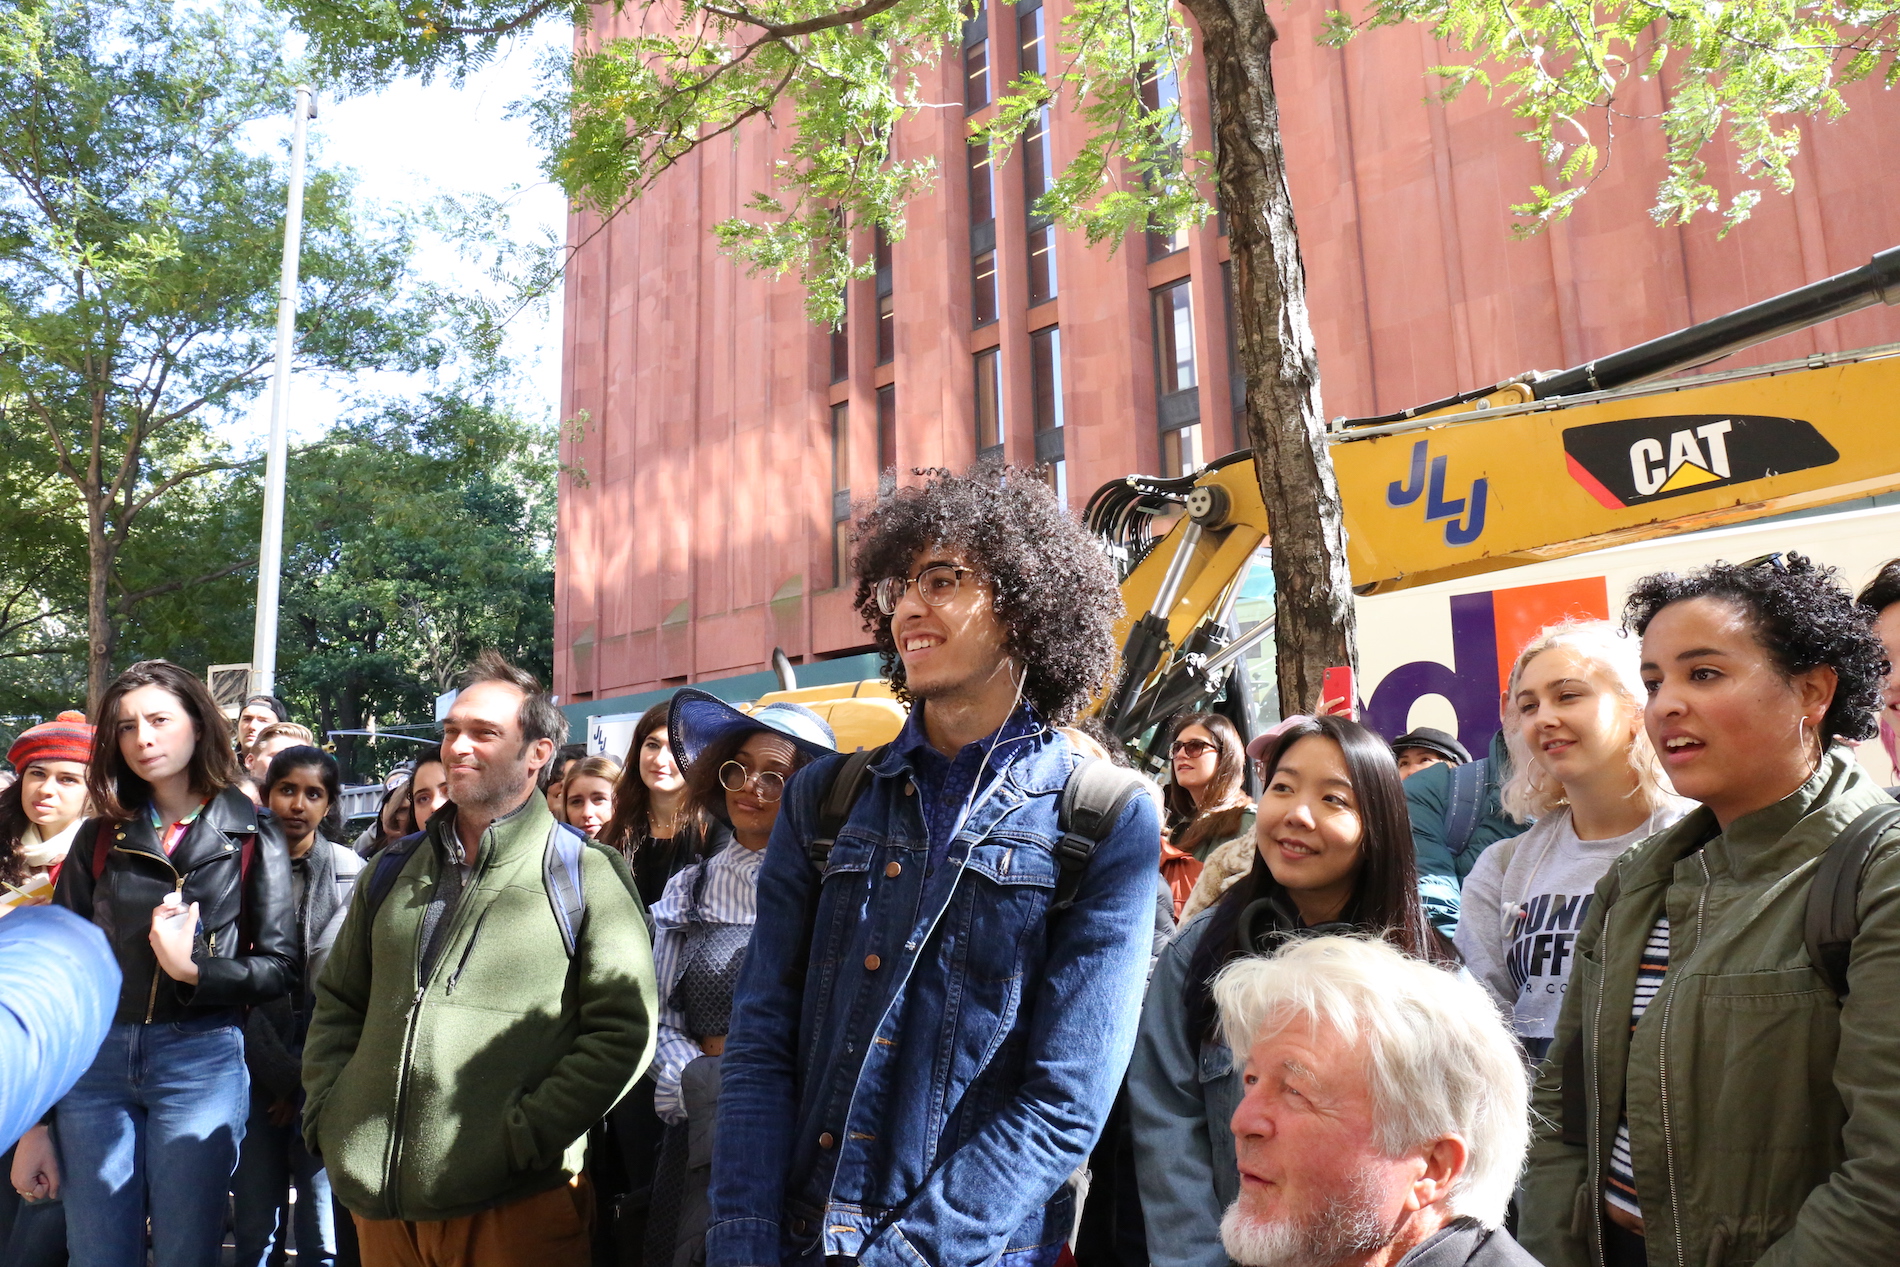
[
  {"left": 851, "top": 465, "right": 1123, "bottom": 725},
  {"left": 1623, "top": 552, "right": 1886, "bottom": 745}
]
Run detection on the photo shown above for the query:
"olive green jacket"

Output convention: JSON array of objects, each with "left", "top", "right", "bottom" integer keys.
[
  {"left": 302, "top": 794, "right": 657, "bottom": 1222},
  {"left": 1520, "top": 750, "right": 1900, "bottom": 1267}
]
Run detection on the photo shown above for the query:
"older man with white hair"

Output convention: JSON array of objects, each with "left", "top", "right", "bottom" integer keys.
[{"left": 1213, "top": 936, "right": 1541, "bottom": 1267}]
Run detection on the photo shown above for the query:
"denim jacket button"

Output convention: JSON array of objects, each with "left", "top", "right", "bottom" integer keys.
[
  {"left": 864, "top": 954, "right": 882, "bottom": 971},
  {"left": 904, "top": 782, "right": 915, "bottom": 795},
  {"left": 884, "top": 861, "right": 902, "bottom": 878},
  {"left": 793, "top": 1218, "right": 810, "bottom": 1235},
  {"left": 819, "top": 1132, "right": 836, "bottom": 1150}
]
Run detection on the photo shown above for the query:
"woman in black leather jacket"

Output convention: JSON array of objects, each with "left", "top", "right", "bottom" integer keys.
[{"left": 25, "top": 660, "right": 296, "bottom": 1267}]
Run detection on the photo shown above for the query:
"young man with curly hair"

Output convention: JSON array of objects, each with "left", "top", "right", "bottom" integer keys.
[{"left": 707, "top": 466, "right": 1162, "bottom": 1267}]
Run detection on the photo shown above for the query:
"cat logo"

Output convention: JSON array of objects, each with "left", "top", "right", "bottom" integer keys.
[{"left": 1561, "top": 414, "right": 1839, "bottom": 509}]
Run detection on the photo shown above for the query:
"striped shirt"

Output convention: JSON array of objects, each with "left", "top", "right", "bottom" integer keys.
[
  {"left": 650, "top": 839, "right": 764, "bottom": 1124},
  {"left": 1605, "top": 917, "right": 1671, "bottom": 1221}
]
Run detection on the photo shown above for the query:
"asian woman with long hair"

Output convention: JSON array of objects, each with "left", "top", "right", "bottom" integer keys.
[{"left": 1128, "top": 715, "right": 1454, "bottom": 1267}]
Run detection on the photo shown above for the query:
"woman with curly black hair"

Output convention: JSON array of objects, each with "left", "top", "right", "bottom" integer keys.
[{"left": 1521, "top": 554, "right": 1900, "bottom": 1267}]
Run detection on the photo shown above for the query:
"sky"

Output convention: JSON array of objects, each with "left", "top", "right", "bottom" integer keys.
[{"left": 229, "top": 23, "right": 572, "bottom": 450}]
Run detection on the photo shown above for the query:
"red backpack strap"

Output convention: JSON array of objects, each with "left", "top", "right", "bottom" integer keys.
[
  {"left": 91, "top": 824, "right": 112, "bottom": 881},
  {"left": 240, "top": 833, "right": 256, "bottom": 884}
]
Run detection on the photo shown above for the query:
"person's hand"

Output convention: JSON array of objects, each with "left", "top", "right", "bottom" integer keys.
[
  {"left": 149, "top": 892, "right": 201, "bottom": 985},
  {"left": 1316, "top": 691, "right": 1354, "bottom": 719},
  {"left": 266, "top": 1098, "right": 298, "bottom": 1127},
  {"left": 12, "top": 1124, "right": 59, "bottom": 1202}
]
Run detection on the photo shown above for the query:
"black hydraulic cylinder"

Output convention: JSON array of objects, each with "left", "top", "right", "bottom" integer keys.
[{"left": 1533, "top": 246, "right": 1900, "bottom": 400}]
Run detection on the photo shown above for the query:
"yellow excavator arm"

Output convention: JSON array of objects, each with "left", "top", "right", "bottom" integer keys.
[
  {"left": 764, "top": 247, "right": 1900, "bottom": 752},
  {"left": 1094, "top": 245, "right": 1900, "bottom": 745}
]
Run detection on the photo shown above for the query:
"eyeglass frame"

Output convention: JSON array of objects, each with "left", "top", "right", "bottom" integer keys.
[
  {"left": 719, "top": 759, "right": 787, "bottom": 802},
  {"left": 1170, "top": 738, "right": 1219, "bottom": 759},
  {"left": 874, "top": 564, "right": 978, "bottom": 617}
]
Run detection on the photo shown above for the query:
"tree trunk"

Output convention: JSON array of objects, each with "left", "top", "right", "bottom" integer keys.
[
  {"left": 85, "top": 497, "right": 117, "bottom": 716},
  {"left": 1177, "top": 0, "right": 1359, "bottom": 715}
]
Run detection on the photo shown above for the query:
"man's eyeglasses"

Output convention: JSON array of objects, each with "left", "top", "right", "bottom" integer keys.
[
  {"left": 720, "top": 761, "right": 786, "bottom": 802},
  {"left": 875, "top": 565, "right": 976, "bottom": 617},
  {"left": 1171, "top": 739, "right": 1218, "bottom": 759}
]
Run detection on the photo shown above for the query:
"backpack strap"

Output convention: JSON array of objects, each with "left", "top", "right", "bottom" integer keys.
[
  {"left": 545, "top": 823, "right": 589, "bottom": 959},
  {"left": 1804, "top": 800, "right": 1900, "bottom": 996},
  {"left": 91, "top": 823, "right": 111, "bottom": 881},
  {"left": 808, "top": 747, "right": 884, "bottom": 874},
  {"left": 364, "top": 831, "right": 428, "bottom": 917},
  {"left": 1443, "top": 758, "right": 1486, "bottom": 865},
  {"left": 1051, "top": 759, "right": 1147, "bottom": 912}
]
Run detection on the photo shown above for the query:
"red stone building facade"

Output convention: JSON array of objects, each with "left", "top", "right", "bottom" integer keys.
[{"left": 555, "top": 3, "right": 1900, "bottom": 714}]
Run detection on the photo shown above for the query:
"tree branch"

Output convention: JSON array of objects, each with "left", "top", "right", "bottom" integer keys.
[
  {"left": 114, "top": 556, "right": 257, "bottom": 609},
  {"left": 698, "top": 0, "right": 907, "bottom": 39}
]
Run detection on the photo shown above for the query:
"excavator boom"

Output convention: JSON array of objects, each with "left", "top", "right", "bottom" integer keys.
[{"left": 1096, "top": 247, "right": 1900, "bottom": 741}]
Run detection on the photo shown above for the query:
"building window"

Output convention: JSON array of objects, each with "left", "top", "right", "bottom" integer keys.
[
  {"left": 1153, "top": 278, "right": 1202, "bottom": 476},
  {"left": 830, "top": 402, "right": 852, "bottom": 586},
  {"left": 1031, "top": 326, "right": 1064, "bottom": 433},
  {"left": 1140, "top": 65, "right": 1188, "bottom": 260},
  {"left": 1023, "top": 106, "right": 1057, "bottom": 305},
  {"left": 974, "top": 348, "right": 1004, "bottom": 458},
  {"left": 964, "top": 0, "right": 990, "bottom": 113},
  {"left": 968, "top": 136, "right": 994, "bottom": 224},
  {"left": 1153, "top": 279, "right": 1197, "bottom": 394},
  {"left": 1042, "top": 459, "right": 1068, "bottom": 502},
  {"left": 830, "top": 289, "right": 849, "bottom": 384},
  {"left": 970, "top": 140, "right": 998, "bottom": 327},
  {"left": 1161, "top": 425, "right": 1203, "bottom": 477},
  {"left": 876, "top": 227, "right": 894, "bottom": 365},
  {"left": 1017, "top": 0, "right": 1045, "bottom": 76},
  {"left": 1030, "top": 325, "right": 1066, "bottom": 492},
  {"left": 877, "top": 384, "right": 897, "bottom": 493},
  {"left": 972, "top": 251, "right": 999, "bottom": 327}
]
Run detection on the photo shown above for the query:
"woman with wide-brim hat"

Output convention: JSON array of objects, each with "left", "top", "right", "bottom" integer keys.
[{"left": 643, "top": 689, "right": 835, "bottom": 1267}]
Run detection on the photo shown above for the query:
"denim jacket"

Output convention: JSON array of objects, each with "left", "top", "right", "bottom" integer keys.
[
  {"left": 1126, "top": 909, "right": 1242, "bottom": 1267},
  {"left": 707, "top": 726, "right": 1161, "bottom": 1267}
]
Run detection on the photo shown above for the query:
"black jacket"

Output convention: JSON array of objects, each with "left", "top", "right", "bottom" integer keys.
[{"left": 55, "top": 786, "right": 296, "bottom": 1025}]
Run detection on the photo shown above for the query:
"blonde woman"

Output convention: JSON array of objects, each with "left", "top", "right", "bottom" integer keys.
[{"left": 1456, "top": 620, "right": 1690, "bottom": 1062}]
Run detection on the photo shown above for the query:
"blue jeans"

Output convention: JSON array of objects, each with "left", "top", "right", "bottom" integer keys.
[
  {"left": 0, "top": 1144, "right": 68, "bottom": 1267},
  {"left": 232, "top": 1084, "right": 335, "bottom": 1267},
  {"left": 56, "top": 1014, "right": 250, "bottom": 1267}
]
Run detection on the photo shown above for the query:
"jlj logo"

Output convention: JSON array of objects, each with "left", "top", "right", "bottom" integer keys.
[
  {"left": 1562, "top": 414, "right": 1838, "bottom": 509},
  {"left": 1386, "top": 440, "right": 1487, "bottom": 546}
]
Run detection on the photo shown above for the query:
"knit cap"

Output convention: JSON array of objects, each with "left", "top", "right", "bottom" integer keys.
[{"left": 8, "top": 711, "right": 94, "bottom": 772}]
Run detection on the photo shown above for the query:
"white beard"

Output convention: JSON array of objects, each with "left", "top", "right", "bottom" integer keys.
[{"left": 1218, "top": 1166, "right": 1395, "bottom": 1267}]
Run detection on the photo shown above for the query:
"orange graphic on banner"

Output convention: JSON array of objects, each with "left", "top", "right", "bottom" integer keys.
[{"left": 1490, "top": 578, "right": 1612, "bottom": 691}]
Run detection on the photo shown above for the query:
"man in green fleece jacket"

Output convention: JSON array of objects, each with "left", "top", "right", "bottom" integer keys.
[{"left": 303, "top": 651, "right": 656, "bottom": 1265}]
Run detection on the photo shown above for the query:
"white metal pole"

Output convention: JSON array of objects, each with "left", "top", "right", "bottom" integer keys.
[{"left": 250, "top": 84, "right": 315, "bottom": 697}]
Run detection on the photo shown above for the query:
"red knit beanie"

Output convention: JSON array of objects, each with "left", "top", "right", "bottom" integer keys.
[{"left": 8, "top": 710, "right": 94, "bottom": 772}]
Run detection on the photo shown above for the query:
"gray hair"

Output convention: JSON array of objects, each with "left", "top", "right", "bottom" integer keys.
[{"left": 1213, "top": 935, "right": 1529, "bottom": 1229}]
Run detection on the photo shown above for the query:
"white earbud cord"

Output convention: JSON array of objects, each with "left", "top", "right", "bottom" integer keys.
[{"left": 941, "top": 657, "right": 1035, "bottom": 854}]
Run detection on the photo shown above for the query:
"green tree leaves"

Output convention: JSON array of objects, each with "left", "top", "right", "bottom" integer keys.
[{"left": 1338, "top": 0, "right": 1900, "bottom": 233}]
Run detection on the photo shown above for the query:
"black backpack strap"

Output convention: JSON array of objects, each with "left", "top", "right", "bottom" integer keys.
[
  {"left": 809, "top": 746, "right": 883, "bottom": 874},
  {"left": 1444, "top": 758, "right": 1486, "bottom": 865},
  {"left": 365, "top": 831, "right": 427, "bottom": 916},
  {"left": 1051, "top": 759, "right": 1147, "bottom": 912},
  {"left": 1804, "top": 801, "right": 1900, "bottom": 996},
  {"left": 1560, "top": 867, "right": 1621, "bottom": 1148}
]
